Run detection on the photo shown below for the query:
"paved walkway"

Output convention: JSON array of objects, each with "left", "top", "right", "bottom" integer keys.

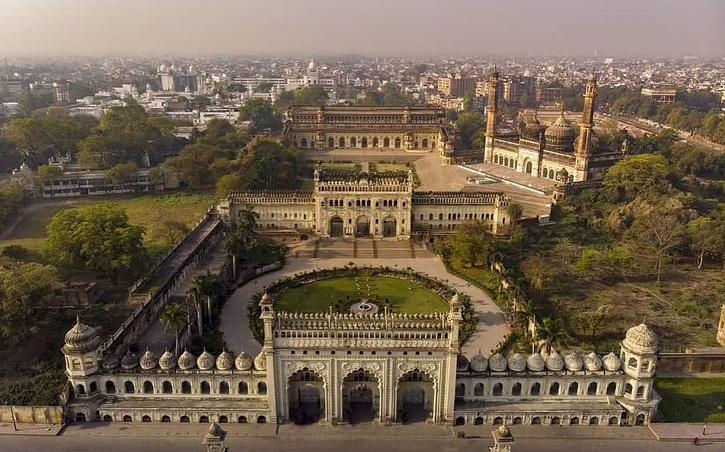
[
  {"left": 219, "top": 243, "right": 509, "bottom": 357},
  {"left": 649, "top": 423, "right": 725, "bottom": 442}
]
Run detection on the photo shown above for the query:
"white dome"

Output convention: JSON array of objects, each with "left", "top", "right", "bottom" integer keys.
[
  {"left": 488, "top": 353, "right": 507, "bottom": 372},
  {"left": 564, "top": 352, "right": 584, "bottom": 372},
  {"left": 469, "top": 353, "right": 488, "bottom": 372},
  {"left": 216, "top": 350, "right": 233, "bottom": 371},
  {"left": 178, "top": 350, "right": 196, "bottom": 370},
  {"left": 545, "top": 349, "right": 564, "bottom": 371},
  {"left": 197, "top": 350, "right": 215, "bottom": 370},
  {"left": 254, "top": 350, "right": 266, "bottom": 371},
  {"left": 120, "top": 351, "right": 138, "bottom": 370},
  {"left": 584, "top": 352, "right": 603, "bottom": 372},
  {"left": 139, "top": 349, "right": 157, "bottom": 370},
  {"left": 526, "top": 352, "right": 546, "bottom": 372},
  {"left": 508, "top": 353, "right": 527, "bottom": 372},
  {"left": 623, "top": 323, "right": 658, "bottom": 353},
  {"left": 158, "top": 350, "right": 177, "bottom": 370},
  {"left": 602, "top": 352, "right": 622, "bottom": 372},
  {"left": 457, "top": 354, "right": 469, "bottom": 371},
  {"left": 235, "top": 351, "right": 253, "bottom": 371}
]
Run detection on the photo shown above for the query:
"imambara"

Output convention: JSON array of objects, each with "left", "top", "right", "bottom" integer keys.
[{"left": 64, "top": 291, "right": 661, "bottom": 427}]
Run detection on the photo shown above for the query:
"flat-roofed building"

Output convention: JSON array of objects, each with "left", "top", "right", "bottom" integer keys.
[{"left": 641, "top": 87, "right": 677, "bottom": 104}]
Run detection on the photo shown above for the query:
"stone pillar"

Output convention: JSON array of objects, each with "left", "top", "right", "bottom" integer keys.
[{"left": 717, "top": 305, "right": 725, "bottom": 346}]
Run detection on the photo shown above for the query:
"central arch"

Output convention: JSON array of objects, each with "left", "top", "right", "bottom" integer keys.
[
  {"left": 355, "top": 216, "right": 370, "bottom": 238},
  {"left": 288, "top": 367, "right": 325, "bottom": 425},
  {"left": 383, "top": 217, "right": 397, "bottom": 238},
  {"left": 397, "top": 369, "right": 434, "bottom": 424},
  {"left": 330, "top": 216, "right": 344, "bottom": 238},
  {"left": 342, "top": 369, "right": 379, "bottom": 424}
]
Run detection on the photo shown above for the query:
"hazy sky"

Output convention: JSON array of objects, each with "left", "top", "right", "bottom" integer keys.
[{"left": 1, "top": 0, "right": 723, "bottom": 56}]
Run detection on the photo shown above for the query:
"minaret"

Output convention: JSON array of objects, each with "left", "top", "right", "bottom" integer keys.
[
  {"left": 258, "top": 292, "right": 278, "bottom": 423},
  {"left": 575, "top": 71, "right": 597, "bottom": 181},
  {"left": 443, "top": 293, "right": 463, "bottom": 423},
  {"left": 484, "top": 67, "right": 500, "bottom": 163}
]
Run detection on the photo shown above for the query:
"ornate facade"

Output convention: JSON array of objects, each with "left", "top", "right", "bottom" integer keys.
[
  {"left": 64, "top": 294, "right": 661, "bottom": 427},
  {"left": 282, "top": 105, "right": 456, "bottom": 156},
  {"left": 484, "top": 70, "right": 626, "bottom": 183},
  {"left": 218, "top": 168, "right": 511, "bottom": 239}
]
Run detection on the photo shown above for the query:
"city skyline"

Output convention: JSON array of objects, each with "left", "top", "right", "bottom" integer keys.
[{"left": 1, "top": 0, "right": 724, "bottom": 57}]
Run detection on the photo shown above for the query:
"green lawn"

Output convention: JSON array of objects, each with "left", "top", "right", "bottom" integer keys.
[
  {"left": 655, "top": 378, "right": 725, "bottom": 422},
  {"left": 274, "top": 276, "right": 449, "bottom": 314},
  {"left": 0, "top": 192, "right": 215, "bottom": 257},
  {"left": 374, "top": 163, "right": 409, "bottom": 172}
]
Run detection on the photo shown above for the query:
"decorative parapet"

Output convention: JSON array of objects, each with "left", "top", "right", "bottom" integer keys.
[
  {"left": 227, "top": 190, "right": 314, "bottom": 204},
  {"left": 412, "top": 191, "right": 508, "bottom": 206}
]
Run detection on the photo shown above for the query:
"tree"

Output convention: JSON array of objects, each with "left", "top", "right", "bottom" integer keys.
[
  {"left": 687, "top": 216, "right": 723, "bottom": 269},
  {"left": 216, "top": 173, "right": 244, "bottom": 198},
  {"left": 455, "top": 111, "right": 485, "bottom": 150},
  {"left": 36, "top": 164, "right": 63, "bottom": 184},
  {"left": 236, "top": 138, "right": 304, "bottom": 190},
  {"left": 449, "top": 221, "right": 494, "bottom": 267},
  {"left": 629, "top": 210, "right": 685, "bottom": 284},
  {"left": 189, "top": 273, "right": 224, "bottom": 323},
  {"left": 0, "top": 262, "right": 57, "bottom": 343},
  {"left": 153, "top": 219, "right": 190, "bottom": 245},
  {"left": 536, "top": 317, "right": 568, "bottom": 355},
  {"left": 520, "top": 255, "right": 550, "bottom": 295},
  {"left": 44, "top": 203, "right": 148, "bottom": 284},
  {"left": 105, "top": 162, "right": 139, "bottom": 190},
  {"left": 603, "top": 154, "right": 671, "bottom": 201},
  {"left": 163, "top": 144, "right": 223, "bottom": 188},
  {"left": 239, "top": 99, "right": 282, "bottom": 133},
  {"left": 160, "top": 303, "right": 186, "bottom": 355}
]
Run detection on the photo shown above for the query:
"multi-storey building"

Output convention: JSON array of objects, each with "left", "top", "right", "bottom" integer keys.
[
  {"left": 641, "top": 87, "right": 677, "bottom": 104},
  {"left": 437, "top": 76, "right": 477, "bottom": 98}
]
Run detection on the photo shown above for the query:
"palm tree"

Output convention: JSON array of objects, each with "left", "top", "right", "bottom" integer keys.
[
  {"left": 536, "top": 317, "right": 568, "bottom": 355},
  {"left": 189, "top": 273, "right": 224, "bottom": 323},
  {"left": 515, "top": 299, "right": 537, "bottom": 335},
  {"left": 160, "top": 303, "right": 186, "bottom": 355},
  {"left": 506, "top": 203, "right": 524, "bottom": 225},
  {"left": 236, "top": 205, "right": 259, "bottom": 245}
]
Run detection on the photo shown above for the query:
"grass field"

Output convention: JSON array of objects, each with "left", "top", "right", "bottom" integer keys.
[
  {"left": 0, "top": 192, "right": 215, "bottom": 258},
  {"left": 655, "top": 378, "right": 725, "bottom": 423},
  {"left": 274, "top": 276, "right": 449, "bottom": 314},
  {"left": 373, "top": 162, "right": 409, "bottom": 172}
]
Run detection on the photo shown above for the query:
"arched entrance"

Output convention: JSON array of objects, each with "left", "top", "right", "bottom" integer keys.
[
  {"left": 355, "top": 216, "right": 370, "bottom": 238},
  {"left": 383, "top": 217, "right": 397, "bottom": 238},
  {"left": 330, "top": 217, "right": 344, "bottom": 238},
  {"left": 397, "top": 370, "right": 434, "bottom": 423},
  {"left": 342, "top": 369, "right": 379, "bottom": 424},
  {"left": 525, "top": 161, "right": 533, "bottom": 174},
  {"left": 288, "top": 368, "right": 324, "bottom": 425}
]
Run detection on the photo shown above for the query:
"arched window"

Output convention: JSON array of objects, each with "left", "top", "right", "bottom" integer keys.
[
  {"left": 636, "top": 386, "right": 645, "bottom": 398},
  {"left": 606, "top": 382, "right": 617, "bottom": 395},
  {"left": 549, "top": 382, "right": 560, "bottom": 395},
  {"left": 76, "top": 384, "right": 86, "bottom": 396},
  {"left": 124, "top": 381, "right": 135, "bottom": 394},
  {"left": 543, "top": 168, "right": 548, "bottom": 178},
  {"left": 339, "top": 137, "right": 345, "bottom": 147},
  {"left": 455, "top": 416, "right": 466, "bottom": 426},
  {"left": 238, "top": 382, "right": 249, "bottom": 394},
  {"left": 394, "top": 137, "right": 401, "bottom": 148},
  {"left": 571, "top": 416, "right": 580, "bottom": 425},
  {"left": 161, "top": 415, "right": 170, "bottom": 423},
  {"left": 75, "top": 412, "right": 86, "bottom": 422},
  {"left": 493, "top": 416, "right": 503, "bottom": 425},
  {"left": 383, "top": 137, "right": 390, "bottom": 147},
  {"left": 89, "top": 382, "right": 98, "bottom": 394},
  {"left": 300, "top": 138, "right": 308, "bottom": 148},
  {"left": 422, "top": 138, "right": 428, "bottom": 148},
  {"left": 372, "top": 137, "right": 379, "bottom": 147},
  {"left": 512, "top": 382, "right": 522, "bottom": 396},
  {"left": 532, "top": 416, "right": 542, "bottom": 424},
  {"left": 199, "top": 415, "right": 209, "bottom": 423},
  {"left": 181, "top": 381, "right": 192, "bottom": 394},
  {"left": 504, "top": 157, "right": 509, "bottom": 166},
  {"left": 219, "top": 381, "right": 230, "bottom": 394},
  {"left": 551, "top": 416, "right": 561, "bottom": 425},
  {"left": 640, "top": 360, "right": 649, "bottom": 372},
  {"left": 257, "top": 416, "right": 267, "bottom": 424},
  {"left": 219, "top": 415, "right": 228, "bottom": 423},
  {"left": 328, "top": 137, "right": 334, "bottom": 148},
  {"left": 587, "top": 382, "right": 598, "bottom": 395},
  {"left": 493, "top": 382, "right": 503, "bottom": 396},
  {"left": 513, "top": 416, "right": 522, "bottom": 424},
  {"left": 455, "top": 383, "right": 465, "bottom": 398},
  {"left": 609, "top": 416, "right": 619, "bottom": 425},
  {"left": 590, "top": 417, "right": 599, "bottom": 425},
  {"left": 162, "top": 381, "right": 173, "bottom": 394},
  {"left": 238, "top": 415, "right": 248, "bottom": 423},
  {"left": 526, "top": 161, "right": 533, "bottom": 174},
  {"left": 530, "top": 382, "right": 541, "bottom": 396},
  {"left": 628, "top": 357, "right": 638, "bottom": 369},
  {"left": 142, "top": 415, "right": 151, "bottom": 423},
  {"left": 257, "top": 382, "right": 267, "bottom": 395},
  {"left": 123, "top": 415, "right": 132, "bottom": 422},
  {"left": 200, "top": 381, "right": 211, "bottom": 394},
  {"left": 568, "top": 382, "right": 579, "bottom": 395},
  {"left": 494, "top": 155, "right": 499, "bottom": 164},
  {"left": 624, "top": 383, "right": 633, "bottom": 395},
  {"left": 549, "top": 171, "right": 554, "bottom": 180},
  {"left": 474, "top": 416, "right": 484, "bottom": 425},
  {"left": 105, "top": 381, "right": 116, "bottom": 394},
  {"left": 350, "top": 137, "right": 357, "bottom": 147},
  {"left": 180, "top": 415, "right": 190, "bottom": 423},
  {"left": 635, "top": 414, "right": 645, "bottom": 426},
  {"left": 143, "top": 381, "right": 153, "bottom": 394},
  {"left": 438, "top": 213, "right": 443, "bottom": 220},
  {"left": 474, "top": 383, "right": 484, "bottom": 396},
  {"left": 103, "top": 415, "right": 113, "bottom": 422}
]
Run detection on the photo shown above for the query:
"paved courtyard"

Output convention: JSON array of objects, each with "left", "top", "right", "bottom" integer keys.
[{"left": 219, "top": 239, "right": 509, "bottom": 357}]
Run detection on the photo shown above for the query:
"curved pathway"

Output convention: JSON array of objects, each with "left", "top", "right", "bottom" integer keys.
[{"left": 219, "top": 253, "right": 509, "bottom": 358}]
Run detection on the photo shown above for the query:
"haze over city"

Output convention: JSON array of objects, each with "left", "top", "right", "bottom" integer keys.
[{"left": 1, "top": 0, "right": 724, "bottom": 56}]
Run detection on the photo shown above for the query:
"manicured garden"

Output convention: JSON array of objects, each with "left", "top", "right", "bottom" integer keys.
[
  {"left": 655, "top": 378, "right": 725, "bottom": 422},
  {"left": 274, "top": 275, "right": 449, "bottom": 314}
]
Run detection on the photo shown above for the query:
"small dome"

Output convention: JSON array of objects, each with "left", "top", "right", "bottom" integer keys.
[
  {"left": 178, "top": 350, "right": 196, "bottom": 370},
  {"left": 139, "top": 349, "right": 157, "bottom": 370},
  {"left": 496, "top": 425, "right": 512, "bottom": 438},
  {"left": 158, "top": 350, "right": 177, "bottom": 370},
  {"left": 508, "top": 353, "right": 527, "bottom": 372},
  {"left": 488, "top": 353, "right": 507, "bottom": 372},
  {"left": 456, "top": 354, "right": 469, "bottom": 371},
  {"left": 260, "top": 292, "right": 273, "bottom": 305},
  {"left": 521, "top": 113, "right": 545, "bottom": 141},
  {"left": 623, "top": 323, "right": 659, "bottom": 353},
  {"left": 584, "top": 352, "right": 603, "bottom": 372},
  {"left": 526, "top": 352, "right": 546, "bottom": 372},
  {"left": 564, "top": 352, "right": 583, "bottom": 372},
  {"left": 197, "top": 350, "right": 215, "bottom": 370},
  {"left": 207, "top": 422, "right": 222, "bottom": 437},
  {"left": 120, "top": 350, "right": 139, "bottom": 370},
  {"left": 102, "top": 354, "right": 120, "bottom": 371},
  {"left": 254, "top": 351, "right": 266, "bottom": 371},
  {"left": 469, "top": 353, "right": 488, "bottom": 372},
  {"left": 63, "top": 317, "right": 100, "bottom": 354},
  {"left": 602, "top": 352, "right": 622, "bottom": 372},
  {"left": 216, "top": 350, "right": 233, "bottom": 371},
  {"left": 545, "top": 349, "right": 564, "bottom": 371},
  {"left": 544, "top": 112, "right": 576, "bottom": 151},
  {"left": 235, "top": 351, "right": 253, "bottom": 371}
]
